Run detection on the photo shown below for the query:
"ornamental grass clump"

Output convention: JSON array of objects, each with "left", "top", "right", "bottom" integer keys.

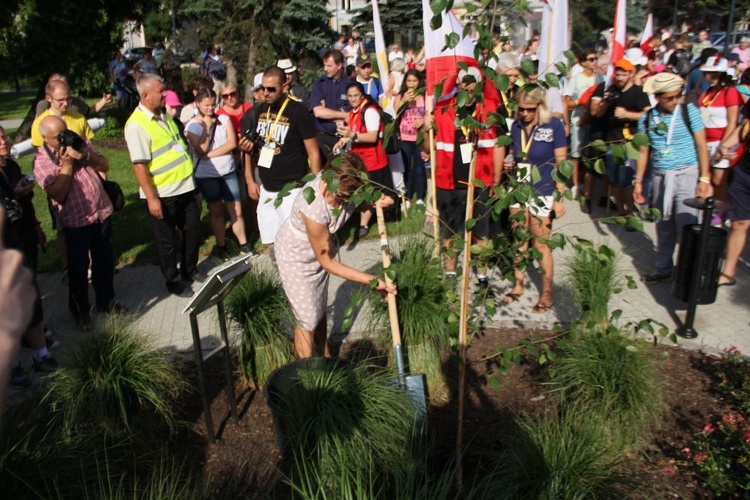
[
  {"left": 564, "top": 239, "right": 621, "bottom": 326},
  {"left": 273, "top": 360, "right": 421, "bottom": 497},
  {"left": 226, "top": 268, "right": 295, "bottom": 388},
  {"left": 43, "top": 315, "right": 184, "bottom": 437},
  {"left": 549, "top": 328, "right": 666, "bottom": 449},
  {"left": 370, "top": 235, "right": 454, "bottom": 400},
  {"left": 481, "top": 408, "right": 634, "bottom": 498}
]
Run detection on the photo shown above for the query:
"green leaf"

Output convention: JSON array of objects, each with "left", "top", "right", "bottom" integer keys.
[
  {"left": 386, "top": 269, "right": 397, "bottom": 281},
  {"left": 594, "top": 158, "right": 606, "bottom": 175},
  {"left": 554, "top": 61, "right": 568, "bottom": 77},
  {"left": 431, "top": 13, "right": 443, "bottom": 30},
  {"left": 341, "top": 318, "right": 353, "bottom": 331},
  {"left": 544, "top": 73, "right": 560, "bottom": 88},
  {"left": 590, "top": 139, "right": 607, "bottom": 152},
  {"left": 530, "top": 164, "right": 541, "bottom": 185},
  {"left": 520, "top": 59, "right": 535, "bottom": 75},
  {"left": 301, "top": 172, "right": 316, "bottom": 182},
  {"left": 446, "top": 32, "right": 460, "bottom": 49},
  {"left": 626, "top": 275, "right": 638, "bottom": 289},
  {"left": 302, "top": 186, "right": 315, "bottom": 205},
  {"left": 489, "top": 376, "right": 501, "bottom": 390},
  {"left": 624, "top": 141, "right": 640, "bottom": 160},
  {"left": 563, "top": 49, "right": 576, "bottom": 61},
  {"left": 331, "top": 207, "right": 342, "bottom": 217},
  {"left": 557, "top": 159, "right": 574, "bottom": 181},
  {"left": 610, "top": 143, "right": 625, "bottom": 164},
  {"left": 625, "top": 344, "right": 638, "bottom": 353},
  {"left": 369, "top": 278, "right": 379, "bottom": 288},
  {"left": 496, "top": 135, "right": 511, "bottom": 147},
  {"left": 495, "top": 73, "right": 510, "bottom": 92},
  {"left": 629, "top": 216, "right": 644, "bottom": 232},
  {"left": 632, "top": 132, "right": 650, "bottom": 148},
  {"left": 343, "top": 306, "right": 353, "bottom": 318},
  {"left": 466, "top": 218, "right": 476, "bottom": 230},
  {"left": 470, "top": 244, "right": 484, "bottom": 254}
]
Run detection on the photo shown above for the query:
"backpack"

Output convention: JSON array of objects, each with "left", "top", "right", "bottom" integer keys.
[
  {"left": 378, "top": 108, "right": 402, "bottom": 154},
  {"left": 675, "top": 50, "right": 692, "bottom": 77}
]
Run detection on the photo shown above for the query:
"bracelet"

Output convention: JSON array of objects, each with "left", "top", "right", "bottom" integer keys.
[
  {"left": 633, "top": 175, "right": 644, "bottom": 182},
  {"left": 352, "top": 133, "right": 358, "bottom": 142},
  {"left": 698, "top": 177, "right": 711, "bottom": 184}
]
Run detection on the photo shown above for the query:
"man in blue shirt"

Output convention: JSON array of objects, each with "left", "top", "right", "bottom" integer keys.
[
  {"left": 354, "top": 55, "right": 384, "bottom": 103},
  {"left": 309, "top": 49, "right": 351, "bottom": 160},
  {"left": 634, "top": 72, "right": 713, "bottom": 284}
]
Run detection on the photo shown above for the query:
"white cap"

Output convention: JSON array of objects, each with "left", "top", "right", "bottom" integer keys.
[
  {"left": 700, "top": 56, "right": 730, "bottom": 73},
  {"left": 277, "top": 58, "right": 297, "bottom": 74},
  {"left": 624, "top": 48, "right": 647, "bottom": 67},
  {"left": 253, "top": 72, "right": 264, "bottom": 90}
]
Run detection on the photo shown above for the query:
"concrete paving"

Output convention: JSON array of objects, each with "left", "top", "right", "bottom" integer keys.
[{"left": 26, "top": 195, "right": 749, "bottom": 368}]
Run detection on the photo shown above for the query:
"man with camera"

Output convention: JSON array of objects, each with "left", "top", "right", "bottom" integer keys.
[
  {"left": 33, "top": 116, "right": 125, "bottom": 330},
  {"left": 239, "top": 66, "right": 321, "bottom": 258},
  {"left": 125, "top": 73, "right": 201, "bottom": 297},
  {"left": 590, "top": 59, "right": 651, "bottom": 220}
]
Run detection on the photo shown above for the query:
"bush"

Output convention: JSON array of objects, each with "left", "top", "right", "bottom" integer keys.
[
  {"left": 550, "top": 328, "right": 666, "bottom": 448},
  {"left": 481, "top": 408, "right": 633, "bottom": 498},
  {"left": 564, "top": 239, "right": 621, "bottom": 326},
  {"left": 370, "top": 235, "right": 455, "bottom": 399},
  {"left": 43, "top": 316, "right": 184, "bottom": 437},
  {"left": 273, "top": 359, "right": 422, "bottom": 497},
  {"left": 225, "top": 268, "right": 296, "bottom": 388}
]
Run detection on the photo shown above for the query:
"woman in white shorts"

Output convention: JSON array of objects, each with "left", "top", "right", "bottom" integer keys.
[{"left": 503, "top": 88, "right": 568, "bottom": 313}]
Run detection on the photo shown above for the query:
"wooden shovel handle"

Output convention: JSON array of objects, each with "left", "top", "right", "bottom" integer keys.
[{"left": 376, "top": 205, "right": 403, "bottom": 348}]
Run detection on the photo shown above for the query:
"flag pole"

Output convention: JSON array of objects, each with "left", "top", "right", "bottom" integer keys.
[{"left": 428, "top": 96, "right": 440, "bottom": 257}]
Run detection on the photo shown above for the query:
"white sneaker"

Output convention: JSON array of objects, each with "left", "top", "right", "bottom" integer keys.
[{"left": 416, "top": 199, "right": 425, "bottom": 205}]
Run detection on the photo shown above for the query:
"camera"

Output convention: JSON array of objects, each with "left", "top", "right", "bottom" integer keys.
[
  {"left": 604, "top": 90, "right": 622, "bottom": 104},
  {"left": 0, "top": 196, "right": 21, "bottom": 226},
  {"left": 56, "top": 129, "right": 87, "bottom": 152},
  {"left": 243, "top": 129, "right": 266, "bottom": 149}
]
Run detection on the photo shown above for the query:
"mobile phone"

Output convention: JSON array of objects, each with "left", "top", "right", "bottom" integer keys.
[{"left": 25, "top": 173, "right": 35, "bottom": 182}]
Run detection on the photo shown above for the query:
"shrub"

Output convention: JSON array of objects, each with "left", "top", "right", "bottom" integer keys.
[
  {"left": 370, "top": 235, "right": 455, "bottom": 400},
  {"left": 43, "top": 316, "right": 184, "bottom": 437},
  {"left": 272, "top": 359, "right": 422, "bottom": 497},
  {"left": 480, "top": 408, "right": 633, "bottom": 498},
  {"left": 225, "top": 268, "right": 296, "bottom": 388},
  {"left": 564, "top": 239, "right": 621, "bottom": 326},
  {"left": 550, "top": 328, "right": 666, "bottom": 448},
  {"left": 718, "top": 346, "right": 750, "bottom": 415}
]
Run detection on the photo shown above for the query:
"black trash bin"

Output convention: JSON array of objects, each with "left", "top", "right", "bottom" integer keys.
[{"left": 672, "top": 224, "right": 728, "bottom": 304}]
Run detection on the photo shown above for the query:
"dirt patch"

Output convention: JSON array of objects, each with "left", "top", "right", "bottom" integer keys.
[{"left": 171, "top": 328, "right": 727, "bottom": 497}]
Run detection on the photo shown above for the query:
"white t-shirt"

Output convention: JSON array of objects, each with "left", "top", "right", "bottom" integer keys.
[
  {"left": 343, "top": 44, "right": 359, "bottom": 66},
  {"left": 186, "top": 114, "right": 235, "bottom": 178},
  {"left": 388, "top": 50, "right": 405, "bottom": 62}
]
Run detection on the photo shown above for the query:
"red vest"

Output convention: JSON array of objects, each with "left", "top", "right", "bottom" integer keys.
[
  {"left": 434, "top": 97, "right": 498, "bottom": 190},
  {"left": 348, "top": 104, "right": 389, "bottom": 172}
]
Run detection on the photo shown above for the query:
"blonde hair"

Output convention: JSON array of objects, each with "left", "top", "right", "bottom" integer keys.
[
  {"left": 515, "top": 87, "right": 552, "bottom": 124},
  {"left": 219, "top": 80, "right": 238, "bottom": 93}
]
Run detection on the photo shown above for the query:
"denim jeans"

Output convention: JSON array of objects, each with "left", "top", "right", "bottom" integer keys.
[{"left": 401, "top": 141, "right": 425, "bottom": 200}]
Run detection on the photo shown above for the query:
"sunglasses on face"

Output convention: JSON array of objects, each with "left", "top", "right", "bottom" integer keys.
[
  {"left": 221, "top": 91, "right": 237, "bottom": 99},
  {"left": 261, "top": 86, "right": 278, "bottom": 93},
  {"left": 517, "top": 106, "right": 538, "bottom": 113},
  {"left": 585, "top": 57, "right": 597, "bottom": 62}
]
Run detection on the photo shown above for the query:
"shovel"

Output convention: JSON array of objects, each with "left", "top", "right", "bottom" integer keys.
[{"left": 376, "top": 205, "right": 428, "bottom": 424}]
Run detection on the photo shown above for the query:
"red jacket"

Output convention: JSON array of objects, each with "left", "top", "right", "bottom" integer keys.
[
  {"left": 348, "top": 103, "right": 388, "bottom": 172},
  {"left": 434, "top": 97, "right": 499, "bottom": 190}
]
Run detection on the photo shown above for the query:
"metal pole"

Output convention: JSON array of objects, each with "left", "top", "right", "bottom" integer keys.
[
  {"left": 672, "top": 0, "right": 679, "bottom": 34},
  {"left": 190, "top": 313, "right": 216, "bottom": 442},
  {"left": 724, "top": 0, "right": 737, "bottom": 55},
  {"left": 677, "top": 197, "right": 715, "bottom": 339},
  {"left": 217, "top": 301, "right": 239, "bottom": 421}
]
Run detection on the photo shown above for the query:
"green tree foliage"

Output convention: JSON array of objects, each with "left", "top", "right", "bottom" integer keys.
[
  {"left": 5, "top": 0, "right": 152, "bottom": 95},
  {"left": 179, "top": 0, "right": 332, "bottom": 98}
]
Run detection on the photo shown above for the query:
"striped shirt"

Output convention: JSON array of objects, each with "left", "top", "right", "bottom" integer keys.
[{"left": 637, "top": 103, "right": 704, "bottom": 171}]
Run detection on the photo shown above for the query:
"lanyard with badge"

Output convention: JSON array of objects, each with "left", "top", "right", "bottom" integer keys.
[
  {"left": 652, "top": 109, "right": 679, "bottom": 157},
  {"left": 257, "top": 97, "right": 290, "bottom": 168},
  {"left": 459, "top": 107, "right": 479, "bottom": 164},
  {"left": 517, "top": 124, "right": 538, "bottom": 182}
]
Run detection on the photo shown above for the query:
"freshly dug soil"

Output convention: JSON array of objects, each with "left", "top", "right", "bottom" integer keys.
[{"left": 172, "top": 328, "right": 729, "bottom": 498}]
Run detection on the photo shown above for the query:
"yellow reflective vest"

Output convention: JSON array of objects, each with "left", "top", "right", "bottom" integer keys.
[{"left": 126, "top": 109, "right": 193, "bottom": 190}]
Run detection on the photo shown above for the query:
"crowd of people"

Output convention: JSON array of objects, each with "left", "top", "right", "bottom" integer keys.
[{"left": 3, "top": 25, "right": 750, "bottom": 376}]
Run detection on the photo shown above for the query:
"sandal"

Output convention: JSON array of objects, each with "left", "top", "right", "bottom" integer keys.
[
  {"left": 531, "top": 303, "right": 554, "bottom": 314},
  {"left": 718, "top": 272, "right": 737, "bottom": 287},
  {"left": 502, "top": 292, "right": 523, "bottom": 304}
]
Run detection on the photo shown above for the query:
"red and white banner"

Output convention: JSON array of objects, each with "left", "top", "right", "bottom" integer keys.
[
  {"left": 607, "top": 0, "right": 627, "bottom": 83},
  {"left": 640, "top": 13, "right": 654, "bottom": 55},
  {"left": 421, "top": 0, "right": 477, "bottom": 97}
]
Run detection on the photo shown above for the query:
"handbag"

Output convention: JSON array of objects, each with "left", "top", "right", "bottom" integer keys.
[{"left": 101, "top": 178, "right": 125, "bottom": 211}]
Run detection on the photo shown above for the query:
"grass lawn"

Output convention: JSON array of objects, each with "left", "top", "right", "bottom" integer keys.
[
  {"left": 0, "top": 90, "right": 35, "bottom": 121},
  {"left": 0, "top": 90, "right": 107, "bottom": 121}
]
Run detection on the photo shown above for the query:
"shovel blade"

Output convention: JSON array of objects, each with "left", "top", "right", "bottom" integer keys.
[{"left": 396, "top": 373, "right": 427, "bottom": 428}]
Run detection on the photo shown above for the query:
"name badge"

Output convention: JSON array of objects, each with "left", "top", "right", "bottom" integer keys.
[
  {"left": 173, "top": 143, "right": 185, "bottom": 153},
  {"left": 460, "top": 143, "right": 474, "bottom": 164},
  {"left": 660, "top": 148, "right": 673, "bottom": 158},
  {"left": 257, "top": 144, "right": 275, "bottom": 168},
  {"left": 516, "top": 162, "right": 532, "bottom": 183}
]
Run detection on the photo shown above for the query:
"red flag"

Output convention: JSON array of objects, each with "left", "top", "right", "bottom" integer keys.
[
  {"left": 607, "top": 0, "right": 627, "bottom": 82},
  {"left": 640, "top": 13, "right": 654, "bottom": 55}
]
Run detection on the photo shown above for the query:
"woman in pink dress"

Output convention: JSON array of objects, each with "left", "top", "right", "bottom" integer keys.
[{"left": 275, "top": 154, "right": 396, "bottom": 358}]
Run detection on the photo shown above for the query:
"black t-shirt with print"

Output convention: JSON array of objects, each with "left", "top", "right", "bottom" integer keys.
[
  {"left": 592, "top": 83, "right": 650, "bottom": 142},
  {"left": 240, "top": 98, "right": 317, "bottom": 192}
]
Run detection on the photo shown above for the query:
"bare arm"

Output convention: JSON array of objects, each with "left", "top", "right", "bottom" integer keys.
[
  {"left": 243, "top": 152, "right": 260, "bottom": 201},
  {"left": 303, "top": 137, "right": 322, "bottom": 174},
  {"left": 492, "top": 144, "right": 505, "bottom": 188},
  {"left": 552, "top": 145, "right": 568, "bottom": 217},
  {"left": 720, "top": 104, "right": 740, "bottom": 144},
  {"left": 692, "top": 128, "right": 714, "bottom": 199},
  {"left": 207, "top": 118, "right": 237, "bottom": 158},
  {"left": 633, "top": 144, "right": 650, "bottom": 205},
  {"left": 312, "top": 104, "right": 349, "bottom": 122}
]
